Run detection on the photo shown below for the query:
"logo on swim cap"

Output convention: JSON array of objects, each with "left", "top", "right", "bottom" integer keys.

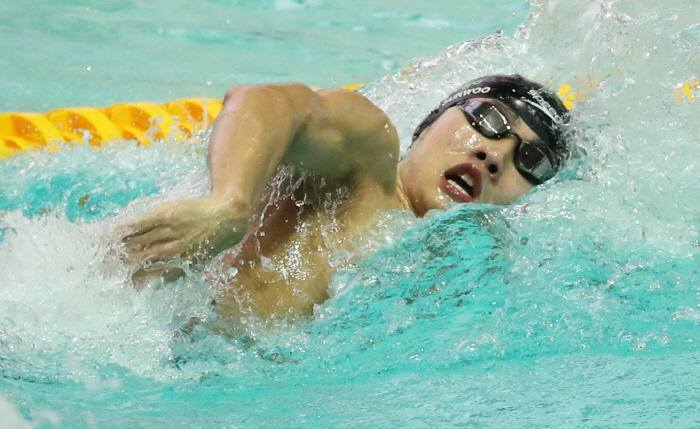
[
  {"left": 525, "top": 89, "right": 564, "bottom": 124},
  {"left": 441, "top": 86, "right": 491, "bottom": 107},
  {"left": 412, "top": 74, "right": 572, "bottom": 178}
]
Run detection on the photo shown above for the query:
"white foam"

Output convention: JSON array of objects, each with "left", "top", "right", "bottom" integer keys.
[{"left": 0, "top": 395, "right": 33, "bottom": 429}]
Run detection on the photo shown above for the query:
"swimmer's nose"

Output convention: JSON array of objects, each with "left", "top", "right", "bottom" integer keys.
[{"left": 472, "top": 138, "right": 517, "bottom": 179}]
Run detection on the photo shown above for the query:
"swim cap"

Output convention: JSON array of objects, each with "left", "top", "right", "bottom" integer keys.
[{"left": 412, "top": 74, "right": 571, "bottom": 172}]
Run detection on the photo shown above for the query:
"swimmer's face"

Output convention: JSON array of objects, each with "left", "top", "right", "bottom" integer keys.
[{"left": 398, "top": 99, "right": 539, "bottom": 216}]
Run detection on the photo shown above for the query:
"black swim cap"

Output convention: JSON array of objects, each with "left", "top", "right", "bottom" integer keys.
[{"left": 412, "top": 74, "right": 571, "bottom": 171}]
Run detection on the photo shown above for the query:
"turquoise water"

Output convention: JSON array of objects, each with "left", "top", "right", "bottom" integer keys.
[
  {"left": 4, "top": 0, "right": 700, "bottom": 428},
  {"left": 0, "top": 0, "right": 529, "bottom": 112}
]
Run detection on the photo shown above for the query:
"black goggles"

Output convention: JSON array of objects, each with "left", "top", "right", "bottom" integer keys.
[{"left": 458, "top": 100, "right": 558, "bottom": 185}]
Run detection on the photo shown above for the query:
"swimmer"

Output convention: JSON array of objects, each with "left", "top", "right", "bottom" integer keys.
[{"left": 119, "top": 74, "right": 570, "bottom": 327}]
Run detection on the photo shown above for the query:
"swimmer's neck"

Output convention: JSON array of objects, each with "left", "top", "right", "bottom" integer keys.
[{"left": 394, "top": 171, "right": 415, "bottom": 214}]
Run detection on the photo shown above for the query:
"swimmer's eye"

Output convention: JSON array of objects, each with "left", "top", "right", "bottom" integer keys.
[{"left": 459, "top": 100, "right": 558, "bottom": 185}]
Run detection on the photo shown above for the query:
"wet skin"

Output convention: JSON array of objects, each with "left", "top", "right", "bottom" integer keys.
[
  {"left": 120, "top": 85, "right": 542, "bottom": 327},
  {"left": 398, "top": 101, "right": 538, "bottom": 217},
  {"left": 210, "top": 100, "right": 541, "bottom": 326}
]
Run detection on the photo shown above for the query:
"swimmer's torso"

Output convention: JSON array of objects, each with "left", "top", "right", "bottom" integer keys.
[{"left": 209, "top": 167, "right": 400, "bottom": 325}]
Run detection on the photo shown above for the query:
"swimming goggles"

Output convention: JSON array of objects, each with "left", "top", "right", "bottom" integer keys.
[{"left": 459, "top": 100, "right": 557, "bottom": 185}]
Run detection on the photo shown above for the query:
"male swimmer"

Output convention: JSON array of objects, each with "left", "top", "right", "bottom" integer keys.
[{"left": 120, "top": 74, "right": 570, "bottom": 326}]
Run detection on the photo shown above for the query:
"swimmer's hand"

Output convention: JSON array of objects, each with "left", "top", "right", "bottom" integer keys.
[{"left": 118, "top": 197, "right": 248, "bottom": 270}]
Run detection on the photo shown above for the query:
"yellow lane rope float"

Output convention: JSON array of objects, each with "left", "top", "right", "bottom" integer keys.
[
  {"left": 0, "top": 84, "right": 367, "bottom": 159},
  {"left": 0, "top": 98, "right": 223, "bottom": 158},
  {"left": 1, "top": 79, "right": 692, "bottom": 159}
]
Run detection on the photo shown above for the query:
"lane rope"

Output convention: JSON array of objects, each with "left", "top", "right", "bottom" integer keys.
[
  {"left": 0, "top": 98, "right": 223, "bottom": 158},
  {"left": 2, "top": 79, "right": 691, "bottom": 159}
]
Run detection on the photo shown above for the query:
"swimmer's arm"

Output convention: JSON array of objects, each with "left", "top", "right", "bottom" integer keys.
[
  {"left": 208, "top": 82, "right": 399, "bottom": 212},
  {"left": 120, "top": 82, "right": 398, "bottom": 266}
]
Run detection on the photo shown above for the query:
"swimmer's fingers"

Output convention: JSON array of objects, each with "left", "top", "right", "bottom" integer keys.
[
  {"left": 115, "top": 202, "right": 197, "bottom": 257},
  {"left": 115, "top": 223, "right": 157, "bottom": 243},
  {"left": 121, "top": 220, "right": 226, "bottom": 264},
  {"left": 121, "top": 223, "right": 179, "bottom": 254},
  {"left": 115, "top": 207, "right": 175, "bottom": 241},
  {"left": 127, "top": 239, "right": 184, "bottom": 264},
  {"left": 115, "top": 197, "right": 249, "bottom": 266}
]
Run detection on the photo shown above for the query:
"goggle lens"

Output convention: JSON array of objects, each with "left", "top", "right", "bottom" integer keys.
[
  {"left": 514, "top": 141, "right": 556, "bottom": 183},
  {"left": 461, "top": 101, "right": 510, "bottom": 139},
  {"left": 459, "top": 100, "right": 556, "bottom": 185}
]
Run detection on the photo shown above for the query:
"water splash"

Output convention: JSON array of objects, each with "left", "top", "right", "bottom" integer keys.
[{"left": 3, "top": 0, "right": 700, "bottom": 426}]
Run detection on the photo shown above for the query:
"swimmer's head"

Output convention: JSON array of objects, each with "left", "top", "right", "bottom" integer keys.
[{"left": 412, "top": 74, "right": 571, "bottom": 185}]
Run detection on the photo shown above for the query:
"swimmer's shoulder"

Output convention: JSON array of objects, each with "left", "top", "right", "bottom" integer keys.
[{"left": 281, "top": 85, "right": 400, "bottom": 194}]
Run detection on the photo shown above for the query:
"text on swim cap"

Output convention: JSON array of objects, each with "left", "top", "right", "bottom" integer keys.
[
  {"left": 526, "top": 89, "right": 563, "bottom": 124},
  {"left": 440, "top": 86, "right": 491, "bottom": 106}
]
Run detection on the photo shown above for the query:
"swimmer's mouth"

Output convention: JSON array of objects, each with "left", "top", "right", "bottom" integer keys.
[
  {"left": 442, "top": 164, "right": 482, "bottom": 202},
  {"left": 448, "top": 174, "right": 474, "bottom": 195}
]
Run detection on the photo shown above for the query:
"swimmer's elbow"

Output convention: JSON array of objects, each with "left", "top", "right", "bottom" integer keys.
[{"left": 222, "top": 82, "right": 316, "bottom": 108}]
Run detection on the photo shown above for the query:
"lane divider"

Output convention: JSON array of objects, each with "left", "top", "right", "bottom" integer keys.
[
  {"left": 674, "top": 79, "right": 699, "bottom": 104},
  {"left": 0, "top": 81, "right": 586, "bottom": 160},
  {"left": 5, "top": 78, "right": 689, "bottom": 159},
  {"left": 0, "top": 85, "right": 367, "bottom": 159},
  {"left": 0, "top": 98, "right": 223, "bottom": 158}
]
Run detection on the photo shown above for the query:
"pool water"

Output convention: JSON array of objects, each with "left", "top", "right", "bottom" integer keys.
[
  {"left": 0, "top": 0, "right": 529, "bottom": 113},
  {"left": 3, "top": 0, "right": 700, "bottom": 428}
]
